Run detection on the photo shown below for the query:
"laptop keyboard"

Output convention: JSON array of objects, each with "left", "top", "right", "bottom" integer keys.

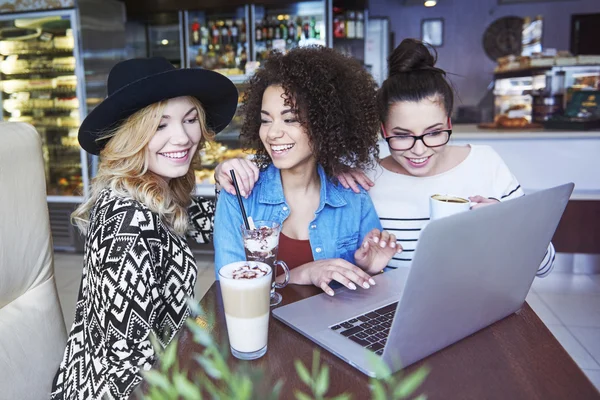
[{"left": 329, "top": 302, "right": 398, "bottom": 355}]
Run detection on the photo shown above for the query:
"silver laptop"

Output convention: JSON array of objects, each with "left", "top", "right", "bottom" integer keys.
[{"left": 272, "top": 183, "right": 574, "bottom": 377}]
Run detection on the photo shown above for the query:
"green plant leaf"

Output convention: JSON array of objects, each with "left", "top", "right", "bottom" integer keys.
[
  {"left": 393, "top": 367, "right": 430, "bottom": 399},
  {"left": 162, "top": 341, "right": 178, "bottom": 371},
  {"left": 186, "top": 298, "right": 204, "bottom": 317},
  {"left": 146, "top": 386, "right": 169, "bottom": 400},
  {"left": 194, "top": 355, "right": 223, "bottom": 379},
  {"left": 366, "top": 351, "right": 392, "bottom": 380},
  {"left": 173, "top": 372, "right": 202, "bottom": 399},
  {"left": 294, "top": 359, "right": 313, "bottom": 387},
  {"left": 330, "top": 394, "right": 353, "bottom": 400},
  {"left": 187, "top": 320, "right": 214, "bottom": 347},
  {"left": 311, "top": 350, "right": 320, "bottom": 380},
  {"left": 233, "top": 376, "right": 253, "bottom": 400},
  {"left": 315, "top": 364, "right": 329, "bottom": 397},
  {"left": 369, "top": 379, "right": 388, "bottom": 400},
  {"left": 294, "top": 390, "right": 314, "bottom": 400},
  {"left": 143, "top": 370, "right": 172, "bottom": 392},
  {"left": 267, "top": 380, "right": 284, "bottom": 400},
  {"left": 413, "top": 395, "right": 427, "bottom": 400}
]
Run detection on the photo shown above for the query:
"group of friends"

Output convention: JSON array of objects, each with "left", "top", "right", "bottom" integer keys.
[{"left": 49, "top": 38, "right": 555, "bottom": 400}]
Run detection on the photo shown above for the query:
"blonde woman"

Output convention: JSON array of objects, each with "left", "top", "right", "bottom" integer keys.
[{"left": 51, "top": 57, "right": 248, "bottom": 400}]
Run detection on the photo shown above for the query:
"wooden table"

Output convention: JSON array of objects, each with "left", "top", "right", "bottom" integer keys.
[{"left": 176, "top": 283, "right": 600, "bottom": 400}]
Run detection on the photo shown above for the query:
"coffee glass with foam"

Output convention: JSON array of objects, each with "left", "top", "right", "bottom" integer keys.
[{"left": 218, "top": 261, "right": 272, "bottom": 360}]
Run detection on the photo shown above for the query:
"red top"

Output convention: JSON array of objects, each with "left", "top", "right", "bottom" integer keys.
[{"left": 278, "top": 232, "right": 314, "bottom": 270}]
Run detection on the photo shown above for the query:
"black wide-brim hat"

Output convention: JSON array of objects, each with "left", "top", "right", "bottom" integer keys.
[{"left": 79, "top": 57, "right": 238, "bottom": 155}]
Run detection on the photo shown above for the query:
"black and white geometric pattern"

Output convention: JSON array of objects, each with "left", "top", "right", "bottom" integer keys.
[
  {"left": 51, "top": 188, "right": 207, "bottom": 400},
  {"left": 188, "top": 196, "right": 214, "bottom": 244}
]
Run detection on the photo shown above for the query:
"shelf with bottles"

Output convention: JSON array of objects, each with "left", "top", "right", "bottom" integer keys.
[
  {"left": 186, "top": 8, "right": 248, "bottom": 78},
  {"left": 254, "top": 13, "right": 324, "bottom": 62}
]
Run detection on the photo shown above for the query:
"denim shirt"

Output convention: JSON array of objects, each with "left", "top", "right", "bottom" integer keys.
[{"left": 213, "top": 163, "right": 382, "bottom": 276}]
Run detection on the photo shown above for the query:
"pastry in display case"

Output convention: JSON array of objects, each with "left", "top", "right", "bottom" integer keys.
[
  {"left": 0, "top": 13, "right": 86, "bottom": 197},
  {"left": 491, "top": 61, "right": 600, "bottom": 129}
]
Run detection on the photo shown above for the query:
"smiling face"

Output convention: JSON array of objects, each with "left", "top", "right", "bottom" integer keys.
[
  {"left": 383, "top": 97, "right": 451, "bottom": 177},
  {"left": 259, "top": 85, "right": 316, "bottom": 173},
  {"left": 146, "top": 96, "right": 203, "bottom": 181}
]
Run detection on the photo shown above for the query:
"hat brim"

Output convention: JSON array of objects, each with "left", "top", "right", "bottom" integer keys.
[{"left": 78, "top": 68, "right": 238, "bottom": 155}]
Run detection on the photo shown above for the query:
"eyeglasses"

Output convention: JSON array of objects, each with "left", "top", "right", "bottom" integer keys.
[{"left": 383, "top": 129, "right": 452, "bottom": 151}]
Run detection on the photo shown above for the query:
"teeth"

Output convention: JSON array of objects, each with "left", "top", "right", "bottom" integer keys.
[
  {"left": 410, "top": 157, "right": 428, "bottom": 164},
  {"left": 271, "top": 144, "right": 294, "bottom": 152},
  {"left": 160, "top": 150, "right": 188, "bottom": 159}
]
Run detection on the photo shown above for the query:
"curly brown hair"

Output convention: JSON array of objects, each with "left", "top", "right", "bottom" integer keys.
[{"left": 240, "top": 46, "right": 380, "bottom": 179}]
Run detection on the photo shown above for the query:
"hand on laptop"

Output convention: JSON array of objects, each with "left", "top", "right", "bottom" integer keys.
[
  {"left": 354, "top": 229, "right": 402, "bottom": 275},
  {"left": 290, "top": 259, "right": 376, "bottom": 297},
  {"left": 469, "top": 195, "right": 500, "bottom": 210}
]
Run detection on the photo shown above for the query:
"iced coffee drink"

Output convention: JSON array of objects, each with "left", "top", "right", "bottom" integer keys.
[
  {"left": 240, "top": 221, "right": 290, "bottom": 306},
  {"left": 218, "top": 261, "right": 272, "bottom": 360},
  {"left": 242, "top": 224, "right": 279, "bottom": 267}
]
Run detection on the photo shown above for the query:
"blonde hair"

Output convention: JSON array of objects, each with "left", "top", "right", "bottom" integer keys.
[{"left": 72, "top": 96, "right": 214, "bottom": 236}]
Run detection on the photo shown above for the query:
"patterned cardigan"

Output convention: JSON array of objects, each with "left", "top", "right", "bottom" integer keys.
[{"left": 50, "top": 188, "right": 213, "bottom": 400}]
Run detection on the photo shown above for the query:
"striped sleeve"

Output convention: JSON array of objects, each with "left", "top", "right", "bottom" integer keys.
[{"left": 536, "top": 243, "right": 556, "bottom": 277}]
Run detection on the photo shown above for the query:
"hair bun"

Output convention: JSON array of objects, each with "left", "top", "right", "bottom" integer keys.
[{"left": 388, "top": 38, "right": 445, "bottom": 76}]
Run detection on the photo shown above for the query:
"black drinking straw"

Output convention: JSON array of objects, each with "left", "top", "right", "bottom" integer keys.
[{"left": 230, "top": 170, "right": 251, "bottom": 230}]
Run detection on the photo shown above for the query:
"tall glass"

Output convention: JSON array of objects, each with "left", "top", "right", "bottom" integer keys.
[
  {"left": 219, "top": 261, "right": 272, "bottom": 360},
  {"left": 241, "top": 220, "right": 290, "bottom": 306}
]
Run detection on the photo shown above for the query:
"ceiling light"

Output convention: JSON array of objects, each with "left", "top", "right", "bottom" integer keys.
[
  {"left": 161, "top": 39, "right": 169, "bottom": 45},
  {"left": 424, "top": 0, "right": 437, "bottom": 6}
]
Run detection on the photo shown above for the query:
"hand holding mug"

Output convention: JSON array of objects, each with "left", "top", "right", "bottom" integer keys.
[{"left": 469, "top": 195, "right": 500, "bottom": 210}]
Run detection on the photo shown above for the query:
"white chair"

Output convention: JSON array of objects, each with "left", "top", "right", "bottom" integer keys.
[{"left": 0, "top": 122, "right": 67, "bottom": 400}]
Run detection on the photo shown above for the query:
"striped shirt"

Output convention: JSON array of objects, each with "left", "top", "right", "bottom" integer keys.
[{"left": 368, "top": 145, "right": 555, "bottom": 277}]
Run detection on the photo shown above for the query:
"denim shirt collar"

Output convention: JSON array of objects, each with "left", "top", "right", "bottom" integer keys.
[{"left": 258, "top": 164, "right": 347, "bottom": 211}]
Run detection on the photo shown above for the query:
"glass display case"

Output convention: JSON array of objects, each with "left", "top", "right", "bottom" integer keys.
[
  {"left": 0, "top": 9, "right": 87, "bottom": 200},
  {"left": 493, "top": 64, "right": 600, "bottom": 124}
]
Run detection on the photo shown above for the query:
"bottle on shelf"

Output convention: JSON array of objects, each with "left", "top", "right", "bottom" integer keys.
[
  {"left": 200, "top": 24, "right": 209, "bottom": 46},
  {"left": 211, "top": 21, "right": 220, "bottom": 46},
  {"left": 303, "top": 17, "right": 310, "bottom": 39},
  {"left": 221, "top": 20, "right": 230, "bottom": 46},
  {"left": 239, "top": 19, "right": 246, "bottom": 43},
  {"left": 356, "top": 12, "right": 364, "bottom": 39},
  {"left": 191, "top": 18, "right": 200, "bottom": 45},
  {"left": 309, "top": 16, "right": 317, "bottom": 39},
  {"left": 262, "top": 18, "right": 268, "bottom": 41},
  {"left": 287, "top": 17, "right": 295, "bottom": 43},
  {"left": 346, "top": 11, "right": 356, "bottom": 39},
  {"left": 333, "top": 8, "right": 345, "bottom": 38},
  {"left": 256, "top": 19, "right": 263, "bottom": 42},
  {"left": 229, "top": 19, "right": 238, "bottom": 45}
]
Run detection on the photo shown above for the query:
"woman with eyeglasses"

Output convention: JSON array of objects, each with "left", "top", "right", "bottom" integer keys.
[{"left": 336, "top": 38, "right": 555, "bottom": 275}]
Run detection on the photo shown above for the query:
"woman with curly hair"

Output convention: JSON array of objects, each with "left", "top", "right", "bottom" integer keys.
[{"left": 213, "top": 46, "right": 400, "bottom": 296}]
